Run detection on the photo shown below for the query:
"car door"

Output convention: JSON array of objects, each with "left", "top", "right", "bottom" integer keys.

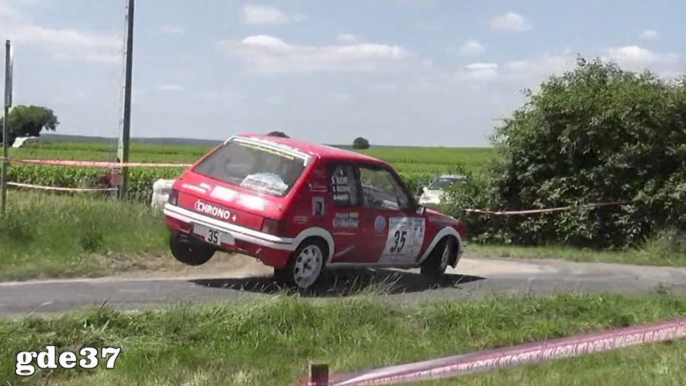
[
  {"left": 325, "top": 161, "right": 366, "bottom": 264},
  {"left": 355, "top": 163, "right": 427, "bottom": 265}
]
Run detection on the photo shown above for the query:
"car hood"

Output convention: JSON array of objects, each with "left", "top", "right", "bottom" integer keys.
[
  {"left": 422, "top": 189, "right": 444, "bottom": 197},
  {"left": 425, "top": 208, "right": 459, "bottom": 225}
]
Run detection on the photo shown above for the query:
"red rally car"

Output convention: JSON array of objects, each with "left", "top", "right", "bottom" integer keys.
[{"left": 163, "top": 134, "right": 467, "bottom": 290}]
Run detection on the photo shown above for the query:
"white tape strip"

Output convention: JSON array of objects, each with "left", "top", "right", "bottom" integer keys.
[{"left": 7, "top": 182, "right": 118, "bottom": 192}]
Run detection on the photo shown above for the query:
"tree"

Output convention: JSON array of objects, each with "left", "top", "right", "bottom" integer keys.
[
  {"left": 352, "top": 137, "right": 370, "bottom": 149},
  {"left": 447, "top": 57, "right": 686, "bottom": 249},
  {"left": 266, "top": 131, "right": 289, "bottom": 138},
  {"left": 0, "top": 105, "right": 59, "bottom": 145}
]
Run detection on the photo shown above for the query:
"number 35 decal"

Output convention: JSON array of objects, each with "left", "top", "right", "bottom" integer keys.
[{"left": 390, "top": 230, "right": 406, "bottom": 253}]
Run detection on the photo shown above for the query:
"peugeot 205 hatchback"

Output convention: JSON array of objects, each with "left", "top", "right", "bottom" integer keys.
[{"left": 163, "top": 134, "right": 467, "bottom": 290}]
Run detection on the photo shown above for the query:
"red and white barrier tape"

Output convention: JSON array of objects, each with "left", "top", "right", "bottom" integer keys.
[
  {"left": 8, "top": 159, "right": 191, "bottom": 168},
  {"left": 2, "top": 158, "right": 636, "bottom": 216},
  {"left": 462, "top": 201, "right": 634, "bottom": 216},
  {"left": 7, "top": 182, "right": 118, "bottom": 192},
  {"left": 304, "top": 317, "right": 686, "bottom": 386}
]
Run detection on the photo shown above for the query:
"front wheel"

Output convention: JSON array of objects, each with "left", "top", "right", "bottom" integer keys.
[
  {"left": 169, "top": 233, "right": 215, "bottom": 266},
  {"left": 274, "top": 239, "right": 327, "bottom": 290},
  {"left": 420, "top": 237, "right": 454, "bottom": 279}
]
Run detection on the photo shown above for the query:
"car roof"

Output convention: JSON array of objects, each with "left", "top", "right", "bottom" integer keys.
[
  {"left": 437, "top": 174, "right": 466, "bottom": 179},
  {"left": 234, "top": 133, "right": 387, "bottom": 165}
]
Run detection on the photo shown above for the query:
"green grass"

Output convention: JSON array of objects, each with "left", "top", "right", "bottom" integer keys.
[
  {"left": 0, "top": 192, "right": 170, "bottom": 281},
  {"left": 2, "top": 191, "right": 686, "bottom": 282},
  {"left": 423, "top": 341, "right": 686, "bottom": 385},
  {"left": 470, "top": 241, "right": 686, "bottom": 267},
  {"left": 11, "top": 142, "right": 496, "bottom": 174},
  {"left": 1, "top": 293, "right": 684, "bottom": 385}
]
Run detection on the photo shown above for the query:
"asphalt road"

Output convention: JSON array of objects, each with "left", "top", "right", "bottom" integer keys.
[{"left": 2, "top": 257, "right": 686, "bottom": 317}]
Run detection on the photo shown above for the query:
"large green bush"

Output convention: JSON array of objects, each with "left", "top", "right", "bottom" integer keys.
[{"left": 446, "top": 58, "right": 686, "bottom": 249}]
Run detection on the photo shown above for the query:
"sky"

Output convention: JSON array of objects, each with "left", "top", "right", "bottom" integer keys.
[{"left": 1, "top": 0, "right": 684, "bottom": 147}]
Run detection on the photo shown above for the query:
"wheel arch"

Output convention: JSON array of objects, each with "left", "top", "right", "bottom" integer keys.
[
  {"left": 293, "top": 227, "right": 334, "bottom": 263},
  {"left": 418, "top": 227, "right": 464, "bottom": 266}
]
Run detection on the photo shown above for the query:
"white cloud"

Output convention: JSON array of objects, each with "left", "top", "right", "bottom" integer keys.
[
  {"left": 337, "top": 34, "right": 358, "bottom": 44},
  {"left": 156, "top": 25, "right": 185, "bottom": 35},
  {"left": 0, "top": 4, "right": 118, "bottom": 63},
  {"left": 456, "top": 40, "right": 485, "bottom": 56},
  {"left": 456, "top": 46, "right": 681, "bottom": 87},
  {"left": 502, "top": 51, "right": 578, "bottom": 80},
  {"left": 456, "top": 63, "right": 499, "bottom": 81},
  {"left": 638, "top": 29, "right": 659, "bottom": 41},
  {"left": 605, "top": 46, "right": 678, "bottom": 69},
  {"left": 0, "top": 4, "right": 24, "bottom": 21},
  {"left": 489, "top": 12, "right": 532, "bottom": 32},
  {"left": 158, "top": 84, "right": 185, "bottom": 92},
  {"left": 217, "top": 35, "right": 412, "bottom": 74},
  {"left": 241, "top": 4, "right": 298, "bottom": 26}
]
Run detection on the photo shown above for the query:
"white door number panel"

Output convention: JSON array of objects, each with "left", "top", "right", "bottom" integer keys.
[
  {"left": 379, "top": 217, "right": 425, "bottom": 264},
  {"left": 193, "top": 224, "right": 234, "bottom": 246}
]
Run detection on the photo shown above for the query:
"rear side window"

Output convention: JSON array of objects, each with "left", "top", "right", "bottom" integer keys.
[
  {"left": 193, "top": 140, "right": 307, "bottom": 197},
  {"left": 328, "top": 163, "right": 360, "bottom": 207}
]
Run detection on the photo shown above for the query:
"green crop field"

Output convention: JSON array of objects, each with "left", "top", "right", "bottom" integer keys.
[
  {"left": 10, "top": 141, "right": 495, "bottom": 172},
  {"left": 6, "top": 141, "right": 497, "bottom": 200}
]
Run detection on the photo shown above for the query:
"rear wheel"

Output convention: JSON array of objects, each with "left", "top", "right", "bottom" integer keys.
[
  {"left": 169, "top": 233, "right": 215, "bottom": 266},
  {"left": 274, "top": 239, "right": 327, "bottom": 290},
  {"left": 420, "top": 237, "right": 454, "bottom": 279}
]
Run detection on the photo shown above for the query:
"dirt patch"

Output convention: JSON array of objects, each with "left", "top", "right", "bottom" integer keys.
[{"left": 107, "top": 252, "right": 274, "bottom": 280}]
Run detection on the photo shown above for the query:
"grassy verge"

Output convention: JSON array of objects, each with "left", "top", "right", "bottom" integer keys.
[
  {"left": 469, "top": 236, "right": 686, "bottom": 267},
  {"left": 0, "top": 191, "right": 170, "bottom": 281},
  {"left": 425, "top": 341, "right": 686, "bottom": 385},
  {"left": 1, "top": 293, "right": 685, "bottom": 385},
  {"left": 2, "top": 191, "right": 686, "bottom": 282}
]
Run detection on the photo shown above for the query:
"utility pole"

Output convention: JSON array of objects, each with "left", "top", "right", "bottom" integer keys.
[
  {"left": 1, "top": 40, "right": 13, "bottom": 214},
  {"left": 118, "top": 0, "right": 135, "bottom": 199}
]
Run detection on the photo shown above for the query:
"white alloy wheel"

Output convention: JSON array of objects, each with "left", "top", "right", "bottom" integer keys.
[{"left": 292, "top": 244, "right": 324, "bottom": 289}]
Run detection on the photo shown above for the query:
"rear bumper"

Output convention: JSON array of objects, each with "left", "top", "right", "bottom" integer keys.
[{"left": 163, "top": 203, "right": 296, "bottom": 267}]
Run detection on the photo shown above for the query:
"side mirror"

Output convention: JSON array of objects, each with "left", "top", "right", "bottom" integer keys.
[
  {"left": 422, "top": 186, "right": 428, "bottom": 193},
  {"left": 416, "top": 205, "right": 426, "bottom": 215}
]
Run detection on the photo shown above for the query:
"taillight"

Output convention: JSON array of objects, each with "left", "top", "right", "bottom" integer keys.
[
  {"left": 261, "top": 218, "right": 280, "bottom": 235},
  {"left": 168, "top": 188, "right": 179, "bottom": 206}
]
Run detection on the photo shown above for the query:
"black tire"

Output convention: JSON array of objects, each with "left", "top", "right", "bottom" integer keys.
[
  {"left": 169, "top": 233, "right": 215, "bottom": 266},
  {"left": 420, "top": 237, "right": 454, "bottom": 279},
  {"left": 274, "top": 238, "right": 328, "bottom": 290}
]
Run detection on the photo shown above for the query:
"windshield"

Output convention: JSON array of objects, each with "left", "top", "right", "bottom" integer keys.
[
  {"left": 192, "top": 139, "right": 307, "bottom": 197},
  {"left": 428, "top": 177, "right": 464, "bottom": 190}
]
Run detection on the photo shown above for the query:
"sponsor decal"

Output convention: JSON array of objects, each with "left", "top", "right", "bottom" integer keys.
[
  {"left": 239, "top": 137, "right": 306, "bottom": 158},
  {"left": 199, "top": 183, "right": 212, "bottom": 190},
  {"left": 194, "top": 201, "right": 235, "bottom": 221},
  {"left": 308, "top": 182, "right": 328, "bottom": 193},
  {"left": 312, "top": 197, "right": 325, "bottom": 217},
  {"left": 333, "top": 212, "right": 359, "bottom": 229},
  {"left": 293, "top": 216, "right": 309, "bottom": 225},
  {"left": 374, "top": 215, "right": 387, "bottom": 232},
  {"left": 210, "top": 186, "right": 238, "bottom": 202},
  {"left": 331, "top": 167, "right": 351, "bottom": 203},
  {"left": 238, "top": 194, "right": 266, "bottom": 211},
  {"left": 181, "top": 183, "right": 206, "bottom": 194}
]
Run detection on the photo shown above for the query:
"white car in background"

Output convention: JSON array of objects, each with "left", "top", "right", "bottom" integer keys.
[{"left": 418, "top": 174, "right": 466, "bottom": 205}]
